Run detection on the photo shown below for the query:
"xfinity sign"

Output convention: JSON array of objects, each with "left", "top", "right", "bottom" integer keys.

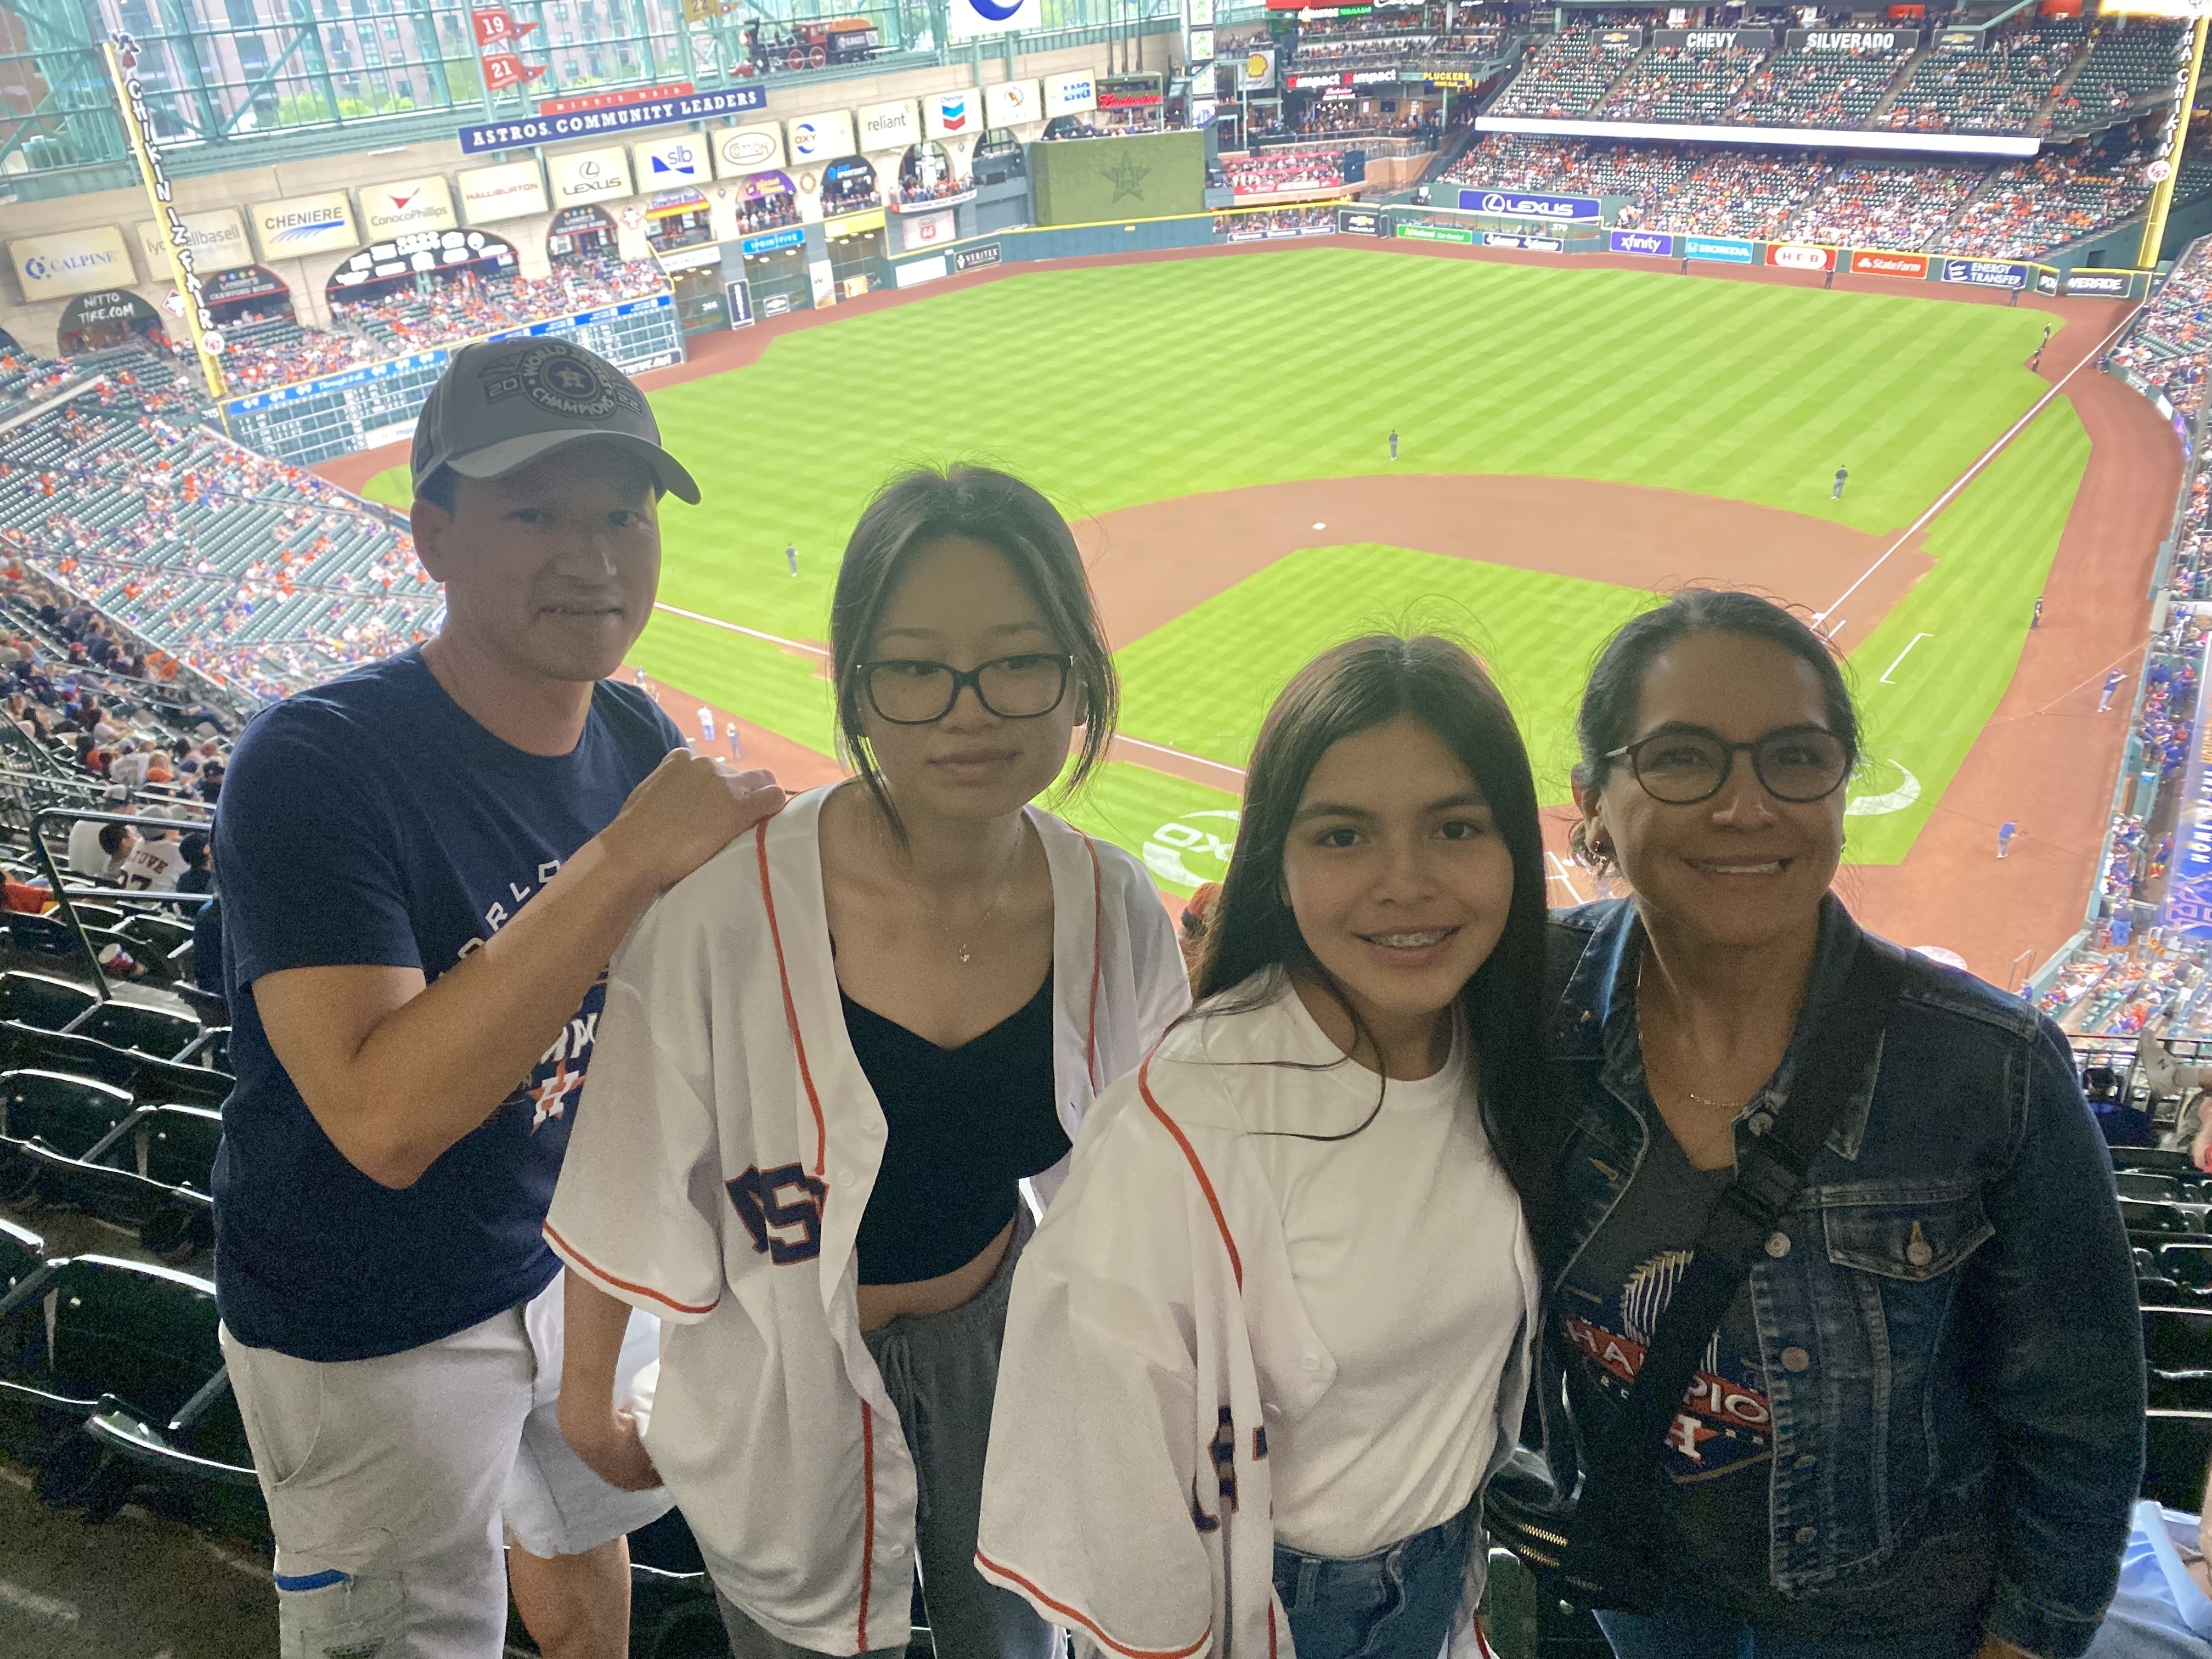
[
  {"left": 1455, "top": 187, "right": 1601, "bottom": 223},
  {"left": 1610, "top": 229, "right": 1674, "bottom": 257}
]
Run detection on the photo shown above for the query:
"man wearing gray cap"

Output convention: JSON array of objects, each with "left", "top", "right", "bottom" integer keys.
[{"left": 213, "top": 340, "right": 784, "bottom": 1659}]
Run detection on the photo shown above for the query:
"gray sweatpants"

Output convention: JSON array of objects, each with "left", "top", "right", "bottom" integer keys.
[{"left": 719, "top": 1204, "right": 1055, "bottom": 1659}]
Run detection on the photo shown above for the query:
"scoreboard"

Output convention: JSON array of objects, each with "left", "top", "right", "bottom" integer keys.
[{"left": 222, "top": 293, "right": 685, "bottom": 467}]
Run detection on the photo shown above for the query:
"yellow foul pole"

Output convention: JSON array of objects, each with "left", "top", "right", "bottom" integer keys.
[
  {"left": 101, "top": 37, "right": 229, "bottom": 402},
  {"left": 2139, "top": 8, "right": 2211, "bottom": 273}
]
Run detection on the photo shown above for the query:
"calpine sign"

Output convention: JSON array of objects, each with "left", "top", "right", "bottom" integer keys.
[{"left": 1455, "top": 187, "right": 1601, "bottom": 223}]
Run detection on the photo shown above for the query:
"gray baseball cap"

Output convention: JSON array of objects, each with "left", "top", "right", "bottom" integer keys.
[{"left": 410, "top": 338, "right": 700, "bottom": 505}]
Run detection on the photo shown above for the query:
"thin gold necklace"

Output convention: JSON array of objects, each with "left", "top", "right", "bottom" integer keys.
[
  {"left": 919, "top": 827, "right": 1024, "bottom": 966},
  {"left": 1638, "top": 954, "right": 1747, "bottom": 1114}
]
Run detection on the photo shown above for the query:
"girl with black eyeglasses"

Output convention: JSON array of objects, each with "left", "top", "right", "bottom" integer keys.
[{"left": 543, "top": 465, "right": 1190, "bottom": 1659}]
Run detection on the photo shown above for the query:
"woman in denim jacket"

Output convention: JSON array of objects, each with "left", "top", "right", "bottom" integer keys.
[{"left": 1536, "top": 590, "right": 2142, "bottom": 1659}]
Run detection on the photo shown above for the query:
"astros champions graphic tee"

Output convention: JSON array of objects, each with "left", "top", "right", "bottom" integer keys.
[
  {"left": 1558, "top": 1122, "right": 1779, "bottom": 1610},
  {"left": 214, "top": 649, "right": 681, "bottom": 1362}
]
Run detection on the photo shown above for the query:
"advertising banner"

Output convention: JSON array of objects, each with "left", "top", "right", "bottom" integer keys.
[
  {"left": 1097, "top": 74, "right": 1165, "bottom": 109},
  {"left": 1485, "top": 232, "right": 1563, "bottom": 250},
  {"left": 1684, "top": 234, "right": 1756, "bottom": 264},
  {"left": 2066, "top": 269, "right": 2135, "bottom": 297},
  {"left": 358, "top": 175, "right": 459, "bottom": 239},
  {"left": 724, "top": 278, "right": 753, "bottom": 328},
  {"left": 712, "top": 124, "right": 785, "bottom": 179},
  {"left": 2036, "top": 268, "right": 2060, "bottom": 296},
  {"left": 1337, "top": 206, "right": 1385, "bottom": 236},
  {"left": 858, "top": 99, "right": 921, "bottom": 150},
  {"left": 1784, "top": 27, "right": 1918, "bottom": 48},
  {"left": 1398, "top": 221, "right": 1474, "bottom": 242},
  {"left": 134, "top": 208, "right": 250, "bottom": 277},
  {"left": 956, "top": 241, "right": 1004, "bottom": 272},
  {"left": 458, "top": 160, "right": 548, "bottom": 224},
  {"left": 1941, "top": 256, "right": 2027, "bottom": 290},
  {"left": 895, "top": 255, "right": 950, "bottom": 287},
  {"left": 1454, "top": 187, "right": 1602, "bottom": 222},
  {"left": 1610, "top": 228, "right": 1674, "bottom": 257},
  {"left": 1765, "top": 241, "right": 1836, "bottom": 271},
  {"left": 741, "top": 227, "right": 806, "bottom": 256},
  {"left": 902, "top": 210, "right": 958, "bottom": 250},
  {"left": 1650, "top": 26, "right": 1774, "bottom": 46},
  {"left": 948, "top": 0, "right": 1042, "bottom": 39},
  {"left": 984, "top": 79, "right": 1042, "bottom": 128},
  {"left": 635, "top": 134, "right": 709, "bottom": 188},
  {"left": 1595, "top": 27, "right": 1645, "bottom": 47},
  {"left": 788, "top": 110, "right": 857, "bottom": 164},
  {"left": 1847, "top": 247, "right": 1929, "bottom": 279},
  {"left": 250, "top": 193, "right": 358, "bottom": 261},
  {"left": 549, "top": 147, "right": 635, "bottom": 207},
  {"left": 1044, "top": 71, "right": 1099, "bottom": 116},
  {"left": 540, "top": 82, "right": 690, "bottom": 117},
  {"left": 460, "top": 84, "right": 765, "bottom": 154},
  {"left": 1237, "top": 47, "right": 1277, "bottom": 90},
  {"left": 1288, "top": 71, "right": 1352, "bottom": 88},
  {"left": 924, "top": 90, "right": 980, "bottom": 138}
]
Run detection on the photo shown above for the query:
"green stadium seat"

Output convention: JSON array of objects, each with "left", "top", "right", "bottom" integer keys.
[
  {"left": 0, "top": 1022, "right": 232, "bottom": 1108},
  {"left": 2162, "top": 1243, "right": 2212, "bottom": 1288},
  {"left": 118, "top": 915, "right": 193, "bottom": 959},
  {"left": 73, "top": 1001, "right": 200, "bottom": 1062},
  {"left": 137, "top": 1105, "right": 221, "bottom": 1195},
  {"left": 2117, "top": 1171, "right": 2187, "bottom": 1202},
  {"left": 2121, "top": 1199, "right": 2198, "bottom": 1237},
  {"left": 0, "top": 970, "right": 98, "bottom": 1032},
  {"left": 0, "top": 1068, "right": 139, "bottom": 1159}
]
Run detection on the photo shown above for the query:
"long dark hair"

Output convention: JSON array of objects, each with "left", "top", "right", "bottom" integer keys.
[
  {"left": 1568, "top": 589, "right": 1859, "bottom": 871},
  {"left": 1196, "top": 635, "right": 1554, "bottom": 1224},
  {"left": 829, "top": 465, "right": 1118, "bottom": 838}
]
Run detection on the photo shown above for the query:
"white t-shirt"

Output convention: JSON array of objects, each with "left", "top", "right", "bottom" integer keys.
[
  {"left": 66, "top": 818, "right": 119, "bottom": 878},
  {"left": 1247, "top": 986, "right": 1529, "bottom": 1559},
  {"left": 121, "top": 836, "right": 187, "bottom": 891}
]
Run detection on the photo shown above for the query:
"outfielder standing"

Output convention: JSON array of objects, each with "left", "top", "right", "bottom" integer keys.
[{"left": 213, "top": 340, "right": 783, "bottom": 1659}]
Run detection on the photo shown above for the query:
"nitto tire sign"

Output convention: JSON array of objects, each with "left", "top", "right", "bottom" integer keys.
[
  {"left": 1765, "top": 242, "right": 1835, "bottom": 272},
  {"left": 1942, "top": 258, "right": 2027, "bottom": 291},
  {"left": 1610, "top": 229, "right": 1674, "bottom": 257},
  {"left": 1455, "top": 187, "right": 1601, "bottom": 223}
]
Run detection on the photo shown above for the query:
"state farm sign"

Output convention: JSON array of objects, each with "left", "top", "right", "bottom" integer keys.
[{"left": 1848, "top": 248, "right": 1928, "bottom": 279}]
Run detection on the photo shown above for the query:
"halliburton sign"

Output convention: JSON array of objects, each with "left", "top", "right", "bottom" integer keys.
[{"left": 1848, "top": 248, "right": 1929, "bottom": 279}]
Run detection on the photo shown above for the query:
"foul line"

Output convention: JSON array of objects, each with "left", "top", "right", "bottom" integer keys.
[
  {"left": 653, "top": 601, "right": 827, "bottom": 657},
  {"left": 1879, "top": 632, "right": 1931, "bottom": 684},
  {"left": 1114, "top": 733, "right": 1248, "bottom": 785},
  {"left": 1813, "top": 307, "right": 2144, "bottom": 628}
]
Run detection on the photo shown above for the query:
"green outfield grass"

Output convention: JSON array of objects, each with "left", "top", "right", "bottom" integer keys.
[{"left": 365, "top": 247, "right": 2087, "bottom": 874}]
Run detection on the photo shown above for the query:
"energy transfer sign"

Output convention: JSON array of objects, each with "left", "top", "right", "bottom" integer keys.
[{"left": 947, "top": 0, "right": 1043, "bottom": 40}]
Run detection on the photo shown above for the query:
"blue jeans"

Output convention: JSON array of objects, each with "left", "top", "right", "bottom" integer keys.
[
  {"left": 1593, "top": 1604, "right": 1984, "bottom": 1659},
  {"left": 1271, "top": 1509, "right": 1472, "bottom": 1659}
]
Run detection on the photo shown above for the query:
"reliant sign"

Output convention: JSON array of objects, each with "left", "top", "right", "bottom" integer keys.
[
  {"left": 133, "top": 208, "right": 250, "bottom": 276},
  {"left": 9, "top": 227, "right": 134, "bottom": 301},
  {"left": 1846, "top": 248, "right": 1928, "bottom": 279},
  {"left": 458, "top": 160, "right": 548, "bottom": 225},
  {"left": 858, "top": 99, "right": 920, "bottom": 150},
  {"left": 712, "top": 125, "right": 786, "bottom": 178},
  {"left": 1610, "top": 229, "right": 1674, "bottom": 257},
  {"left": 1941, "top": 257, "right": 2027, "bottom": 290},
  {"left": 250, "top": 192, "right": 359, "bottom": 261},
  {"left": 1454, "top": 187, "right": 1601, "bottom": 223},
  {"left": 548, "top": 147, "right": 635, "bottom": 206},
  {"left": 459, "top": 84, "right": 766, "bottom": 155},
  {"left": 359, "top": 175, "right": 459, "bottom": 238}
]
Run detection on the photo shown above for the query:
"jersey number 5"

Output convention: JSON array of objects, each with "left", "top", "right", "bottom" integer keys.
[{"left": 727, "top": 1164, "right": 828, "bottom": 1264}]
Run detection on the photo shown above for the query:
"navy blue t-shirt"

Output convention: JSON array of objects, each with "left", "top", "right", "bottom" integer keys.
[{"left": 211, "top": 649, "right": 681, "bottom": 1362}]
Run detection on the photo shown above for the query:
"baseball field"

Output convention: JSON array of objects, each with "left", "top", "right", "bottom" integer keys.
[{"left": 364, "top": 245, "right": 2093, "bottom": 907}]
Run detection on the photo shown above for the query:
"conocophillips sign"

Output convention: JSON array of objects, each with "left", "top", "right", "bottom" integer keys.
[
  {"left": 9, "top": 228, "right": 134, "bottom": 302},
  {"left": 359, "top": 175, "right": 459, "bottom": 238},
  {"left": 250, "top": 192, "right": 358, "bottom": 260},
  {"left": 857, "top": 99, "right": 919, "bottom": 150}
]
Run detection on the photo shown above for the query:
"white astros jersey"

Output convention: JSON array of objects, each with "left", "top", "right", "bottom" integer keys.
[
  {"left": 543, "top": 785, "right": 1189, "bottom": 1655},
  {"left": 977, "top": 980, "right": 1541, "bottom": 1659}
]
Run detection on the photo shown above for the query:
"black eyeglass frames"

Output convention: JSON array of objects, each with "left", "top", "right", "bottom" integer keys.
[
  {"left": 855, "top": 654, "right": 1074, "bottom": 725},
  {"left": 1605, "top": 725, "right": 1851, "bottom": 806}
]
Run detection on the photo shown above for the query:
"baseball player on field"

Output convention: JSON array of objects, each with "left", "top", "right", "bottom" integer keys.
[
  {"left": 212, "top": 340, "right": 784, "bottom": 1659},
  {"left": 545, "top": 466, "right": 1189, "bottom": 1659},
  {"left": 979, "top": 636, "right": 1543, "bottom": 1659}
]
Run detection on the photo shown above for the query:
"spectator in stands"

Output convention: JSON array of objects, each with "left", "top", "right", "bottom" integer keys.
[
  {"left": 211, "top": 341, "right": 785, "bottom": 1659},
  {"left": 174, "top": 831, "right": 211, "bottom": 896},
  {"left": 121, "top": 823, "right": 187, "bottom": 891},
  {"left": 1551, "top": 590, "right": 2140, "bottom": 1658},
  {"left": 66, "top": 809, "right": 132, "bottom": 880}
]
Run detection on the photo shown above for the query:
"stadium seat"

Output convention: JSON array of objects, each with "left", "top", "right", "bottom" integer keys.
[
  {"left": 3, "top": 912, "right": 77, "bottom": 960},
  {"left": 2115, "top": 1148, "right": 2203, "bottom": 1177},
  {"left": 137, "top": 1104, "right": 220, "bottom": 1195},
  {"left": 2121, "top": 1198, "right": 2198, "bottom": 1237},
  {"left": 2162, "top": 1243, "right": 2212, "bottom": 1288},
  {"left": 119, "top": 915, "right": 193, "bottom": 960},
  {"left": 72, "top": 1001, "right": 200, "bottom": 1062},
  {"left": 2137, "top": 1247, "right": 2158, "bottom": 1277},
  {"left": 0, "top": 970, "right": 98, "bottom": 1031},
  {"left": 2118, "top": 1171, "right": 2187, "bottom": 1201},
  {"left": 2145, "top": 1410, "right": 2212, "bottom": 1510},
  {"left": 67, "top": 903, "right": 126, "bottom": 932},
  {"left": 0, "top": 1021, "right": 230, "bottom": 1107},
  {"left": 0, "top": 1067, "right": 138, "bottom": 1158}
]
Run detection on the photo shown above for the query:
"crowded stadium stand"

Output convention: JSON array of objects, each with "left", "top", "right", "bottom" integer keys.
[
  {"left": 1225, "top": 145, "right": 1351, "bottom": 199},
  {"left": 1606, "top": 41, "right": 1769, "bottom": 125},
  {"left": 2048, "top": 19, "right": 2188, "bottom": 138},
  {"left": 1881, "top": 19, "right": 2086, "bottom": 136},
  {"left": 1488, "top": 25, "right": 1646, "bottom": 121},
  {"left": 1729, "top": 34, "right": 1916, "bottom": 130}
]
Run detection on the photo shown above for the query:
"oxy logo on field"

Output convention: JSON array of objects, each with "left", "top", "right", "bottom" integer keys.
[
  {"left": 1144, "top": 810, "right": 1239, "bottom": 889},
  {"left": 1844, "top": 760, "right": 1921, "bottom": 817}
]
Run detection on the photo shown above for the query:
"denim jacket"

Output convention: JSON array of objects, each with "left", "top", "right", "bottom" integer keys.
[{"left": 1539, "top": 897, "right": 2144, "bottom": 1659}]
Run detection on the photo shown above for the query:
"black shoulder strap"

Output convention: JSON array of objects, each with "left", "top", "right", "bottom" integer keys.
[{"left": 1572, "top": 942, "right": 1906, "bottom": 1539}]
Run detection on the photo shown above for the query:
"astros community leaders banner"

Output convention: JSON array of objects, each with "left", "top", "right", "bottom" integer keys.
[
  {"left": 1030, "top": 130, "right": 1205, "bottom": 225},
  {"left": 460, "top": 84, "right": 765, "bottom": 155}
]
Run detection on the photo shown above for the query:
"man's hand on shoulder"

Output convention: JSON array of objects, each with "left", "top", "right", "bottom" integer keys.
[{"left": 601, "top": 752, "right": 785, "bottom": 893}]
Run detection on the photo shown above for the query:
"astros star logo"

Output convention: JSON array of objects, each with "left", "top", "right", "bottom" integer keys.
[
  {"left": 1105, "top": 155, "right": 1150, "bottom": 202},
  {"left": 529, "top": 1063, "right": 579, "bottom": 1131}
]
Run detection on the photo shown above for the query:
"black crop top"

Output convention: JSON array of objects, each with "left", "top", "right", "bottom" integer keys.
[{"left": 846, "top": 972, "right": 1068, "bottom": 1285}]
